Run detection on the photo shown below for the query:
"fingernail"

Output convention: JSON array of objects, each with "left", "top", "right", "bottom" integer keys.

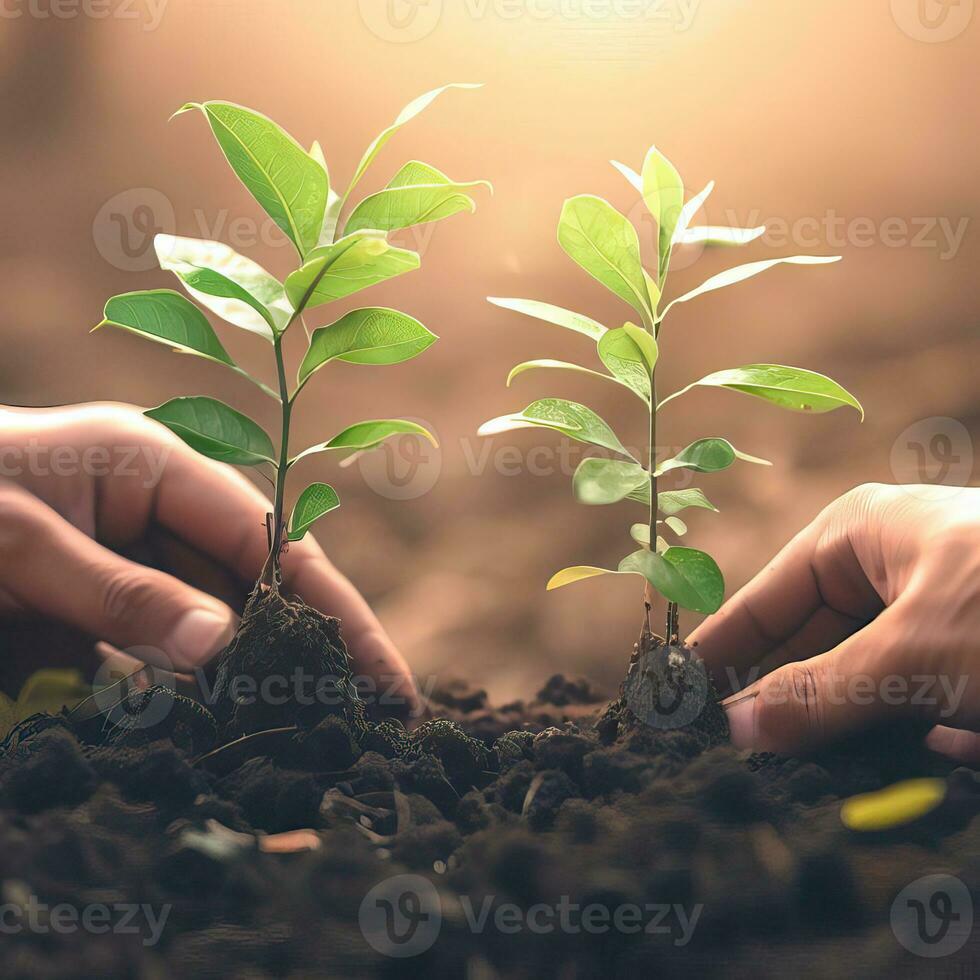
[
  {"left": 168, "top": 609, "right": 234, "bottom": 668},
  {"left": 723, "top": 692, "right": 758, "bottom": 749}
]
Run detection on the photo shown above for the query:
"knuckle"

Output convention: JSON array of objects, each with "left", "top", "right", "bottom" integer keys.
[
  {"left": 99, "top": 565, "right": 165, "bottom": 623},
  {"left": 759, "top": 662, "right": 826, "bottom": 746},
  {"left": 835, "top": 482, "right": 890, "bottom": 516},
  {"left": 788, "top": 662, "right": 826, "bottom": 739},
  {"left": 90, "top": 402, "right": 174, "bottom": 452},
  {"left": 816, "top": 482, "right": 897, "bottom": 555}
]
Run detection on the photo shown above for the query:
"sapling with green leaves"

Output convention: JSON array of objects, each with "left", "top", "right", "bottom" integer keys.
[
  {"left": 479, "top": 146, "right": 862, "bottom": 646},
  {"left": 96, "top": 85, "right": 489, "bottom": 596}
]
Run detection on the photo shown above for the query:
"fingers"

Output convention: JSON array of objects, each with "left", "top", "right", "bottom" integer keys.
[
  {"left": 125, "top": 423, "right": 419, "bottom": 715},
  {"left": 0, "top": 481, "right": 236, "bottom": 671},
  {"left": 925, "top": 726, "right": 980, "bottom": 767},
  {"left": 1, "top": 405, "right": 416, "bottom": 718},
  {"left": 722, "top": 599, "right": 924, "bottom": 755},
  {"left": 688, "top": 486, "right": 886, "bottom": 692}
]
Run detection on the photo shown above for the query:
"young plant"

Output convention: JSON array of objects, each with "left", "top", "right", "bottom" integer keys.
[
  {"left": 96, "top": 85, "right": 489, "bottom": 592},
  {"left": 480, "top": 147, "right": 862, "bottom": 643}
]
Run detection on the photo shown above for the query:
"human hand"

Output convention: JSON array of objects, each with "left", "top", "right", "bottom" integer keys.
[
  {"left": 0, "top": 403, "right": 419, "bottom": 716},
  {"left": 688, "top": 483, "right": 980, "bottom": 763}
]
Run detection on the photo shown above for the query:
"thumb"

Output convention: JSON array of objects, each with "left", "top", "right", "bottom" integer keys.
[
  {"left": 722, "top": 601, "right": 923, "bottom": 754},
  {"left": 1, "top": 485, "right": 236, "bottom": 670}
]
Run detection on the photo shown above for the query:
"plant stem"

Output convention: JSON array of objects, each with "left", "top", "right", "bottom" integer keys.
[
  {"left": 643, "top": 364, "right": 681, "bottom": 645},
  {"left": 259, "top": 334, "right": 292, "bottom": 589},
  {"left": 648, "top": 370, "right": 658, "bottom": 552},
  {"left": 641, "top": 367, "right": 659, "bottom": 638},
  {"left": 255, "top": 250, "right": 345, "bottom": 590}
]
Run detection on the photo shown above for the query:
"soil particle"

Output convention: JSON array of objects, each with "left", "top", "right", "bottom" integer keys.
[
  {"left": 0, "top": 727, "right": 96, "bottom": 813},
  {"left": 522, "top": 768, "right": 581, "bottom": 830},
  {"left": 534, "top": 673, "right": 607, "bottom": 708},
  {"left": 105, "top": 686, "right": 218, "bottom": 755},
  {"left": 488, "top": 758, "right": 536, "bottom": 813},
  {"left": 532, "top": 729, "right": 592, "bottom": 784},
  {"left": 291, "top": 714, "right": 361, "bottom": 771},
  {"left": 216, "top": 759, "right": 322, "bottom": 833},
  {"left": 87, "top": 741, "right": 209, "bottom": 809},
  {"left": 389, "top": 754, "right": 460, "bottom": 816}
]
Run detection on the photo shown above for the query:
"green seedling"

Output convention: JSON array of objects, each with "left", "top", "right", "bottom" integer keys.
[
  {"left": 480, "top": 146, "right": 861, "bottom": 639},
  {"left": 96, "top": 85, "right": 490, "bottom": 589}
]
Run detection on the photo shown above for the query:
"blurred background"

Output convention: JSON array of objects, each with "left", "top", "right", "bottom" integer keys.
[{"left": 1, "top": 0, "right": 977, "bottom": 701}]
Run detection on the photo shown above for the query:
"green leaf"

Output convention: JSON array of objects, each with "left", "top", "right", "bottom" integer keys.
[
  {"left": 630, "top": 523, "right": 651, "bottom": 547},
  {"left": 573, "top": 458, "right": 648, "bottom": 505},
  {"left": 643, "top": 270, "right": 662, "bottom": 312},
  {"left": 669, "top": 180, "right": 713, "bottom": 249},
  {"left": 622, "top": 322, "right": 659, "bottom": 373},
  {"left": 319, "top": 188, "right": 343, "bottom": 246},
  {"left": 675, "top": 224, "right": 766, "bottom": 246},
  {"left": 14, "top": 669, "right": 91, "bottom": 718},
  {"left": 630, "top": 518, "right": 687, "bottom": 548},
  {"left": 597, "top": 327, "right": 652, "bottom": 402},
  {"left": 557, "top": 195, "right": 652, "bottom": 324},
  {"left": 662, "top": 364, "right": 864, "bottom": 418},
  {"left": 546, "top": 565, "right": 621, "bottom": 591},
  {"left": 345, "top": 160, "right": 490, "bottom": 234},
  {"left": 609, "top": 159, "right": 642, "bottom": 193},
  {"left": 298, "top": 308, "right": 436, "bottom": 386},
  {"left": 287, "top": 482, "right": 340, "bottom": 541},
  {"left": 659, "top": 255, "right": 841, "bottom": 320},
  {"left": 155, "top": 234, "right": 292, "bottom": 339},
  {"left": 655, "top": 437, "right": 771, "bottom": 477},
  {"left": 145, "top": 396, "right": 276, "bottom": 466},
  {"left": 175, "top": 101, "right": 327, "bottom": 257},
  {"left": 309, "top": 139, "right": 328, "bottom": 174},
  {"left": 506, "top": 359, "right": 620, "bottom": 389},
  {"left": 291, "top": 419, "right": 437, "bottom": 465},
  {"left": 285, "top": 231, "right": 419, "bottom": 311},
  {"left": 95, "top": 290, "right": 234, "bottom": 366},
  {"left": 478, "top": 398, "right": 634, "bottom": 459},
  {"left": 343, "top": 83, "right": 482, "bottom": 208},
  {"left": 308, "top": 140, "right": 338, "bottom": 243},
  {"left": 311, "top": 137, "right": 342, "bottom": 246},
  {"left": 641, "top": 146, "right": 685, "bottom": 279},
  {"left": 3, "top": 668, "right": 91, "bottom": 737},
  {"left": 657, "top": 488, "right": 719, "bottom": 515},
  {"left": 619, "top": 547, "right": 725, "bottom": 614},
  {"left": 487, "top": 297, "right": 606, "bottom": 340}
]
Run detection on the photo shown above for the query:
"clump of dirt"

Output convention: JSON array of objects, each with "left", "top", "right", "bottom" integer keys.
[
  {"left": 597, "top": 638, "right": 728, "bottom": 751},
  {"left": 0, "top": 600, "right": 976, "bottom": 979},
  {"left": 210, "top": 588, "right": 365, "bottom": 737}
]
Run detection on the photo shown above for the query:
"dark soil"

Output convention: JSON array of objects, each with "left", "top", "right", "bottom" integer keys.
[{"left": 0, "top": 596, "right": 976, "bottom": 978}]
